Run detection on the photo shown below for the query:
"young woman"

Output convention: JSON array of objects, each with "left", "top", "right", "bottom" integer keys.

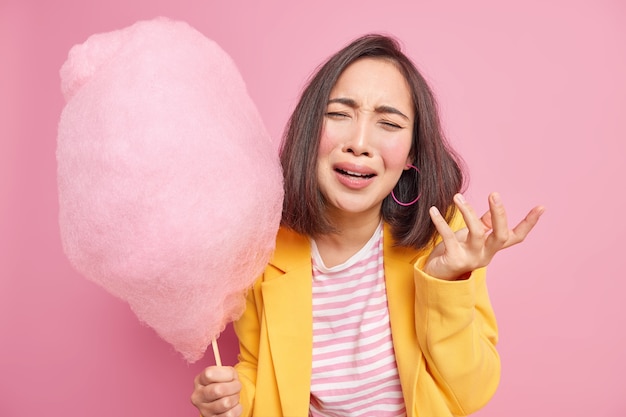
[{"left": 191, "top": 34, "right": 544, "bottom": 417}]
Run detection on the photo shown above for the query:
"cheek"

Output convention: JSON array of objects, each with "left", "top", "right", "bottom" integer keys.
[
  {"left": 317, "top": 127, "right": 335, "bottom": 182},
  {"left": 318, "top": 124, "right": 338, "bottom": 156},
  {"left": 380, "top": 135, "right": 412, "bottom": 169}
]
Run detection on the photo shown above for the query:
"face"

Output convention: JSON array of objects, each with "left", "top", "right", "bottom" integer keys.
[{"left": 317, "top": 57, "right": 414, "bottom": 220}]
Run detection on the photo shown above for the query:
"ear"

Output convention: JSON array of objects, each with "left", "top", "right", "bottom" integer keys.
[{"left": 404, "top": 155, "right": 412, "bottom": 169}]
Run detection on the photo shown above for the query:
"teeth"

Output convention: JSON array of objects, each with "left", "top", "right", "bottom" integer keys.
[
  {"left": 345, "top": 170, "right": 365, "bottom": 177},
  {"left": 339, "top": 169, "right": 373, "bottom": 178}
]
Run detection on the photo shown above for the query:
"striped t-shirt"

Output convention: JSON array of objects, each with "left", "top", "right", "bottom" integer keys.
[{"left": 309, "top": 222, "right": 406, "bottom": 417}]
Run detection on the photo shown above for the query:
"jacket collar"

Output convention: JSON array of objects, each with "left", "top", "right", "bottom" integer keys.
[
  {"left": 261, "top": 227, "right": 313, "bottom": 416},
  {"left": 268, "top": 226, "right": 312, "bottom": 273}
]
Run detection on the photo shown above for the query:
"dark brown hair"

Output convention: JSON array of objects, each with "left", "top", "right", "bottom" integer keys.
[{"left": 280, "top": 33, "right": 466, "bottom": 249}]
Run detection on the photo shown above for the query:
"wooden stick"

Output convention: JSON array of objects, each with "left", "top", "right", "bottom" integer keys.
[{"left": 211, "top": 336, "right": 222, "bottom": 367}]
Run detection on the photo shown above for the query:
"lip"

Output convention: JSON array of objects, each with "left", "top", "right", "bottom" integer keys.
[{"left": 333, "top": 162, "right": 377, "bottom": 190}]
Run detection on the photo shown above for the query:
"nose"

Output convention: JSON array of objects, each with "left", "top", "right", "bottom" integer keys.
[{"left": 343, "top": 118, "right": 372, "bottom": 157}]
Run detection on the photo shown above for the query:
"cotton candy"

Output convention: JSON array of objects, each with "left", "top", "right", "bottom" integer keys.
[{"left": 57, "top": 17, "right": 283, "bottom": 363}]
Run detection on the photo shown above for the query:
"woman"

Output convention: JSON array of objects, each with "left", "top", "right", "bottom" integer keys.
[{"left": 191, "top": 33, "right": 544, "bottom": 417}]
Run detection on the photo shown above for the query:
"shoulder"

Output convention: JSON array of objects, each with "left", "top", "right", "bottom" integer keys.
[
  {"left": 382, "top": 209, "right": 465, "bottom": 263},
  {"left": 269, "top": 226, "right": 312, "bottom": 273},
  {"left": 275, "top": 226, "right": 308, "bottom": 248},
  {"left": 383, "top": 223, "right": 428, "bottom": 264}
]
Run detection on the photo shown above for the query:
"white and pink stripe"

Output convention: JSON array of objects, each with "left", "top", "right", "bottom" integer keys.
[{"left": 309, "top": 224, "right": 406, "bottom": 417}]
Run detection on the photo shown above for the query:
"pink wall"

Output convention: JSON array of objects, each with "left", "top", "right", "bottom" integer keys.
[{"left": 2, "top": 0, "right": 625, "bottom": 416}]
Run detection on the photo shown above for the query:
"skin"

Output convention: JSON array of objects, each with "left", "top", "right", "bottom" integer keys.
[
  {"left": 190, "top": 57, "right": 545, "bottom": 416},
  {"left": 191, "top": 367, "right": 242, "bottom": 417},
  {"left": 426, "top": 192, "right": 544, "bottom": 280},
  {"left": 314, "top": 57, "right": 414, "bottom": 267}
]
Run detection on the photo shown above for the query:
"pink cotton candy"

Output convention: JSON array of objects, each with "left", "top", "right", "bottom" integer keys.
[{"left": 57, "top": 17, "right": 283, "bottom": 363}]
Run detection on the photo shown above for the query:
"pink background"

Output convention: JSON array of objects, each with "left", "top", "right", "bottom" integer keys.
[{"left": 1, "top": 0, "right": 625, "bottom": 416}]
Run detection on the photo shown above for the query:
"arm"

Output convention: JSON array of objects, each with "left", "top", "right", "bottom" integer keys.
[
  {"left": 413, "top": 261, "right": 499, "bottom": 414},
  {"left": 412, "top": 192, "right": 543, "bottom": 414}
]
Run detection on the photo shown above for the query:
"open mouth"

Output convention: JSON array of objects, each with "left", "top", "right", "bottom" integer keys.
[{"left": 335, "top": 168, "right": 376, "bottom": 179}]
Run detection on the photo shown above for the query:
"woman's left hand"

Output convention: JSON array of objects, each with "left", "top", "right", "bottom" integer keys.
[{"left": 424, "top": 192, "right": 545, "bottom": 281}]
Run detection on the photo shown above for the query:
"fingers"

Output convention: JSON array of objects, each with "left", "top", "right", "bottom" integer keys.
[
  {"left": 196, "top": 366, "right": 239, "bottom": 386},
  {"left": 456, "top": 192, "right": 544, "bottom": 251},
  {"left": 453, "top": 193, "right": 490, "bottom": 238},
  {"left": 429, "top": 205, "right": 460, "bottom": 253},
  {"left": 192, "top": 384, "right": 241, "bottom": 417},
  {"left": 480, "top": 210, "right": 493, "bottom": 230},
  {"left": 484, "top": 192, "right": 509, "bottom": 253},
  {"left": 426, "top": 193, "right": 544, "bottom": 281},
  {"left": 192, "top": 367, "right": 242, "bottom": 417},
  {"left": 505, "top": 205, "right": 545, "bottom": 248}
]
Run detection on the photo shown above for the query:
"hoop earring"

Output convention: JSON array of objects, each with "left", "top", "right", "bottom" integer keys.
[{"left": 391, "top": 164, "right": 421, "bottom": 207}]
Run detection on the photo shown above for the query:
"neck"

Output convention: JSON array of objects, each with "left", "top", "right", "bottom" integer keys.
[{"left": 314, "top": 208, "right": 382, "bottom": 268}]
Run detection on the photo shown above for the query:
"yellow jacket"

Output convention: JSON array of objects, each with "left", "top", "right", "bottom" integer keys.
[{"left": 234, "top": 220, "right": 500, "bottom": 417}]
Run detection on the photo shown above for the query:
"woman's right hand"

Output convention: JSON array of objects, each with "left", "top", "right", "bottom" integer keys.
[{"left": 191, "top": 366, "right": 242, "bottom": 417}]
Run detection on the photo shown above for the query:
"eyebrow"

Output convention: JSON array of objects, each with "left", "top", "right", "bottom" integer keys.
[{"left": 327, "top": 97, "right": 410, "bottom": 121}]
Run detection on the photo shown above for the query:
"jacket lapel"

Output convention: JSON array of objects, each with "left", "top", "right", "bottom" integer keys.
[
  {"left": 259, "top": 225, "right": 428, "bottom": 416},
  {"left": 383, "top": 224, "right": 426, "bottom": 412},
  {"left": 261, "top": 228, "right": 313, "bottom": 417}
]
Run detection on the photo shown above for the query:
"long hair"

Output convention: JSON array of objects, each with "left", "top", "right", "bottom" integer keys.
[{"left": 280, "top": 34, "right": 466, "bottom": 249}]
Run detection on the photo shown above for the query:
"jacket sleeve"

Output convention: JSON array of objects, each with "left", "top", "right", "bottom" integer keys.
[
  {"left": 412, "top": 215, "right": 500, "bottom": 415},
  {"left": 233, "top": 278, "right": 262, "bottom": 417}
]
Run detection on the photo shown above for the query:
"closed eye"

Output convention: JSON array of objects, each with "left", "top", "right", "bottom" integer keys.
[
  {"left": 325, "top": 112, "right": 350, "bottom": 119},
  {"left": 380, "top": 120, "right": 402, "bottom": 130}
]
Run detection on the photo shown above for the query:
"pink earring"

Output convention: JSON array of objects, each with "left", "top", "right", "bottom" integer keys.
[{"left": 391, "top": 164, "right": 421, "bottom": 206}]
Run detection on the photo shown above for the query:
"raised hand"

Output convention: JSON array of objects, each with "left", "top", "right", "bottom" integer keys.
[{"left": 424, "top": 192, "right": 545, "bottom": 281}]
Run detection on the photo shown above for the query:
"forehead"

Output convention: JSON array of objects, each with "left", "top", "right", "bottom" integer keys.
[{"left": 330, "top": 57, "right": 413, "bottom": 111}]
